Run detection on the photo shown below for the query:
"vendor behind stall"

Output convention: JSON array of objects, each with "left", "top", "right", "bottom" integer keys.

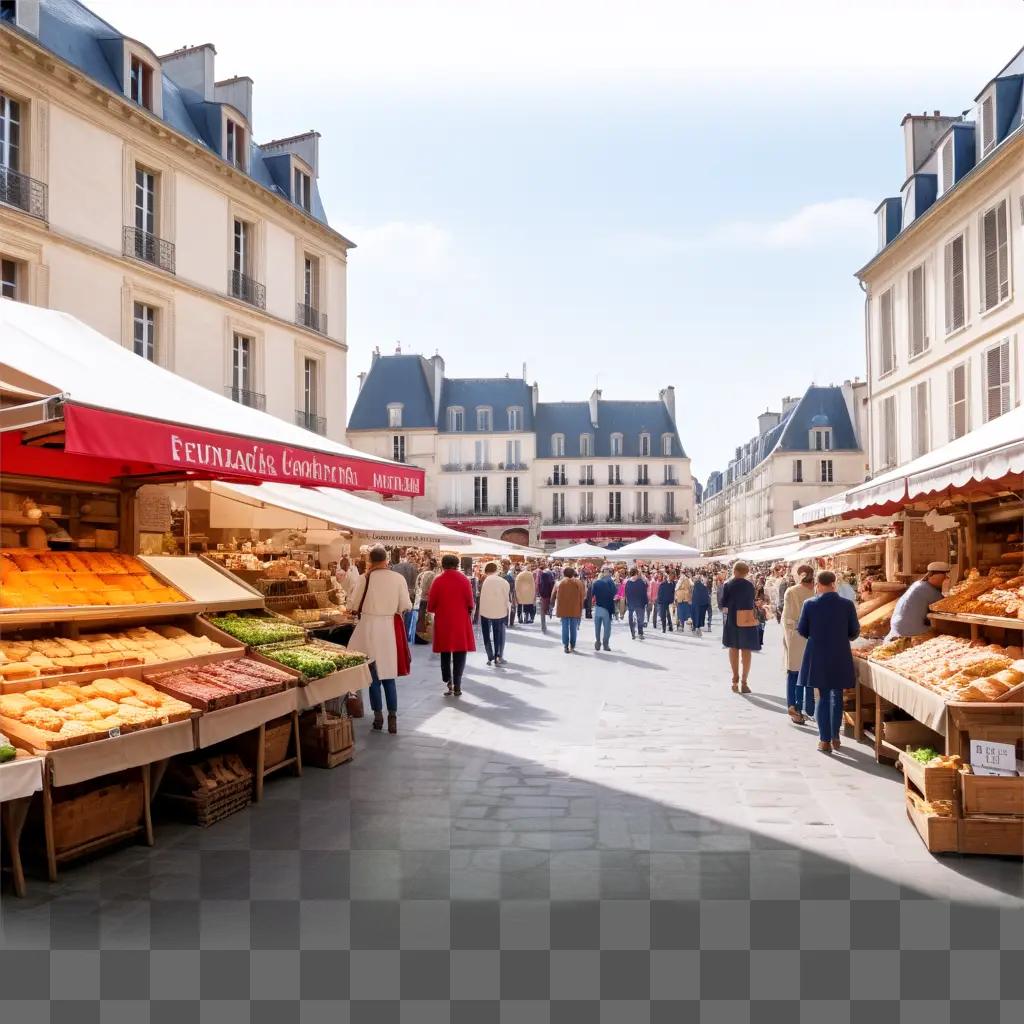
[{"left": 885, "top": 561, "right": 950, "bottom": 640}]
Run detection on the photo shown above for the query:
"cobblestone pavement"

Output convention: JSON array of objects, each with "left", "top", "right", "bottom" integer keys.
[{"left": 2, "top": 612, "right": 1022, "bottom": 1022}]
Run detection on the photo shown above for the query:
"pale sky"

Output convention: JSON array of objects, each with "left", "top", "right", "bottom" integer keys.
[{"left": 94, "top": 0, "right": 1024, "bottom": 482}]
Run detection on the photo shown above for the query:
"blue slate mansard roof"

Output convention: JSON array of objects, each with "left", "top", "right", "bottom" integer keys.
[
  {"left": 348, "top": 355, "right": 436, "bottom": 431},
  {"left": 438, "top": 378, "right": 536, "bottom": 433},
  {"left": 20, "top": 0, "right": 338, "bottom": 232},
  {"left": 535, "top": 400, "right": 686, "bottom": 458}
]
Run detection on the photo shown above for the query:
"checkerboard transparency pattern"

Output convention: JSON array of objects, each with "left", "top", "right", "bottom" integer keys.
[{"left": 2, "top": 621, "right": 1022, "bottom": 1022}]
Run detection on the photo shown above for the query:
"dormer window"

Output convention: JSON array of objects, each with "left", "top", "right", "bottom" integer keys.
[
  {"left": 387, "top": 404, "right": 403, "bottom": 428},
  {"left": 980, "top": 93, "right": 996, "bottom": 157},
  {"left": 293, "top": 167, "right": 311, "bottom": 211},
  {"left": 476, "top": 407, "right": 492, "bottom": 431},
  {"left": 639, "top": 433, "right": 651, "bottom": 457},
  {"left": 610, "top": 433, "right": 623, "bottom": 456},
  {"left": 661, "top": 433, "right": 673, "bottom": 456},
  {"left": 551, "top": 433, "right": 565, "bottom": 457},
  {"left": 939, "top": 137, "right": 954, "bottom": 195},
  {"left": 811, "top": 428, "right": 832, "bottom": 451},
  {"left": 448, "top": 406, "right": 464, "bottom": 432},
  {"left": 226, "top": 119, "right": 246, "bottom": 171},
  {"left": 580, "top": 433, "right": 592, "bottom": 457},
  {"left": 129, "top": 56, "right": 153, "bottom": 110},
  {"left": 507, "top": 406, "right": 522, "bottom": 431}
]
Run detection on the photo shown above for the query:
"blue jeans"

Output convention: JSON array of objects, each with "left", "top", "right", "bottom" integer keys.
[
  {"left": 405, "top": 608, "right": 418, "bottom": 643},
  {"left": 594, "top": 606, "right": 612, "bottom": 647},
  {"left": 786, "top": 670, "right": 815, "bottom": 715},
  {"left": 657, "top": 602, "right": 673, "bottom": 631},
  {"left": 693, "top": 604, "right": 710, "bottom": 628},
  {"left": 627, "top": 605, "right": 645, "bottom": 637},
  {"left": 676, "top": 601, "right": 691, "bottom": 628},
  {"left": 815, "top": 688, "right": 843, "bottom": 742},
  {"left": 561, "top": 616, "right": 580, "bottom": 648},
  {"left": 481, "top": 617, "right": 506, "bottom": 661},
  {"left": 368, "top": 663, "right": 397, "bottom": 713}
]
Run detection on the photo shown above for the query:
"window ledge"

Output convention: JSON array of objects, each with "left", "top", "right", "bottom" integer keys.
[
  {"left": 944, "top": 323, "right": 971, "bottom": 343},
  {"left": 877, "top": 367, "right": 898, "bottom": 382},
  {"left": 907, "top": 346, "right": 931, "bottom": 364},
  {"left": 980, "top": 294, "right": 1013, "bottom": 319}
]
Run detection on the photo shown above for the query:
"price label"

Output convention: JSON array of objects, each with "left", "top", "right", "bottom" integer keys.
[
  {"left": 107, "top": 726, "right": 121, "bottom": 739},
  {"left": 970, "top": 738, "right": 1016, "bottom": 775}
]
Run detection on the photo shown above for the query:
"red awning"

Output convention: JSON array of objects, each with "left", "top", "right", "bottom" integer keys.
[{"left": 440, "top": 517, "right": 530, "bottom": 529}]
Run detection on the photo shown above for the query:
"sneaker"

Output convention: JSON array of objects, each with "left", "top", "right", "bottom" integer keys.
[
  {"left": 603, "top": 644, "right": 611, "bottom": 651},
  {"left": 595, "top": 640, "right": 601, "bottom": 651},
  {"left": 486, "top": 659, "right": 493, "bottom": 666}
]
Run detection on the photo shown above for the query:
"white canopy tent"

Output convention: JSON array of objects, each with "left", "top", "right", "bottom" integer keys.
[
  {"left": 208, "top": 481, "right": 466, "bottom": 546},
  {"left": 440, "top": 534, "right": 545, "bottom": 559},
  {"left": 727, "top": 533, "right": 886, "bottom": 564},
  {"left": 611, "top": 535, "right": 702, "bottom": 560},
  {"left": 549, "top": 542, "right": 610, "bottom": 560}
]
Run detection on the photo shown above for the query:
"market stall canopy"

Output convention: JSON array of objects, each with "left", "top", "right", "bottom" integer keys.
[
  {"left": 0, "top": 301, "right": 423, "bottom": 497},
  {"left": 441, "top": 535, "right": 545, "bottom": 558},
  {"left": 611, "top": 535, "right": 702, "bottom": 560},
  {"left": 728, "top": 533, "right": 886, "bottom": 564},
  {"left": 548, "top": 542, "right": 611, "bottom": 560},
  {"left": 208, "top": 481, "right": 465, "bottom": 545},
  {"left": 794, "top": 405, "right": 1024, "bottom": 524}
]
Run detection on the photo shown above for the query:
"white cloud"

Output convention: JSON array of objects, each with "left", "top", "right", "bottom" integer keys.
[{"left": 711, "top": 198, "right": 877, "bottom": 249}]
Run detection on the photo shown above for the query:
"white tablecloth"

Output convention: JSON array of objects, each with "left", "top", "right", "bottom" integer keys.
[{"left": 0, "top": 756, "right": 44, "bottom": 802}]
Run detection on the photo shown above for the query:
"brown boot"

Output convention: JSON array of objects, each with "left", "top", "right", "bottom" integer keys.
[
  {"left": 387, "top": 713, "right": 397, "bottom": 734},
  {"left": 372, "top": 711, "right": 384, "bottom": 731}
]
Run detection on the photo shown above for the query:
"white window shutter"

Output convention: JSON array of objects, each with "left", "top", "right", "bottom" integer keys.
[
  {"left": 909, "top": 265, "right": 926, "bottom": 355},
  {"left": 996, "top": 201, "right": 1009, "bottom": 303},
  {"left": 940, "top": 139, "right": 953, "bottom": 193},
  {"left": 981, "top": 96, "right": 995, "bottom": 155},
  {"left": 944, "top": 235, "right": 965, "bottom": 334}
]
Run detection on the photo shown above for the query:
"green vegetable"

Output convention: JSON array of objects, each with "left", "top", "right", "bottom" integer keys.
[
  {"left": 209, "top": 614, "right": 306, "bottom": 647},
  {"left": 910, "top": 746, "right": 940, "bottom": 764},
  {"left": 262, "top": 644, "right": 367, "bottom": 680},
  {"left": 0, "top": 743, "right": 17, "bottom": 764}
]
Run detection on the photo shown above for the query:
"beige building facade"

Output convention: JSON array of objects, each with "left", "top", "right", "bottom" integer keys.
[{"left": 1, "top": 1, "right": 350, "bottom": 440}]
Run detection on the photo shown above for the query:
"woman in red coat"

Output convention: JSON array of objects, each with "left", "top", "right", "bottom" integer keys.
[{"left": 427, "top": 554, "right": 477, "bottom": 696}]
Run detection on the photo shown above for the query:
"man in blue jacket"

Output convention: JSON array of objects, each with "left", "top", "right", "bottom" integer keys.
[
  {"left": 536, "top": 562, "right": 556, "bottom": 634},
  {"left": 591, "top": 565, "right": 617, "bottom": 651},
  {"left": 656, "top": 573, "right": 676, "bottom": 633},
  {"left": 624, "top": 567, "right": 648, "bottom": 640}
]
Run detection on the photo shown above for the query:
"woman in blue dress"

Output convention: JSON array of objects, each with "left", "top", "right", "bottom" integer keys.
[{"left": 719, "top": 561, "right": 762, "bottom": 693}]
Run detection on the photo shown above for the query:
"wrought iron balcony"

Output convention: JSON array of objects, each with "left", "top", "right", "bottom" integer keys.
[
  {"left": 578, "top": 477, "right": 595, "bottom": 487},
  {"left": 224, "top": 386, "right": 266, "bottom": 410},
  {"left": 629, "top": 513, "right": 655, "bottom": 524},
  {"left": 0, "top": 166, "right": 48, "bottom": 221},
  {"left": 662, "top": 477, "right": 679, "bottom": 486},
  {"left": 606, "top": 514, "right": 624, "bottom": 524},
  {"left": 123, "top": 226, "right": 176, "bottom": 274},
  {"left": 543, "top": 515, "right": 571, "bottom": 525},
  {"left": 229, "top": 269, "right": 266, "bottom": 309},
  {"left": 296, "top": 302, "right": 327, "bottom": 334},
  {"left": 438, "top": 505, "right": 532, "bottom": 518},
  {"left": 295, "top": 409, "right": 326, "bottom": 435},
  {"left": 577, "top": 513, "right": 597, "bottom": 523},
  {"left": 635, "top": 478, "right": 651, "bottom": 486},
  {"left": 501, "top": 461, "right": 529, "bottom": 471},
  {"left": 659, "top": 513, "right": 682, "bottom": 524},
  {"left": 441, "top": 464, "right": 462, "bottom": 473},
  {"left": 545, "top": 476, "right": 569, "bottom": 487}
]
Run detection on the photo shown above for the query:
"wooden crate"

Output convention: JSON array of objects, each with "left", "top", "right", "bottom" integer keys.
[
  {"left": 904, "top": 790, "right": 959, "bottom": 853},
  {"left": 159, "top": 753, "right": 253, "bottom": 827},
  {"left": 883, "top": 719, "right": 943, "bottom": 749},
  {"left": 957, "top": 816, "right": 1024, "bottom": 856},
  {"left": 264, "top": 714, "right": 295, "bottom": 769},
  {"left": 46, "top": 769, "right": 147, "bottom": 864},
  {"left": 900, "top": 752, "right": 958, "bottom": 802},
  {"left": 960, "top": 770, "right": 1024, "bottom": 816},
  {"left": 300, "top": 711, "right": 354, "bottom": 769}
]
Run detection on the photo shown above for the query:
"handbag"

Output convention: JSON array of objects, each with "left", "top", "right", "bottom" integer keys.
[
  {"left": 736, "top": 608, "right": 758, "bottom": 628},
  {"left": 345, "top": 690, "right": 365, "bottom": 718}
]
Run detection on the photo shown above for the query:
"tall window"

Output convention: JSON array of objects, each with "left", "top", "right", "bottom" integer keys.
[
  {"left": 132, "top": 303, "right": 156, "bottom": 361},
  {"left": 811, "top": 429, "right": 832, "bottom": 451},
  {"left": 580, "top": 433, "right": 592, "bottom": 456},
  {"left": 819, "top": 460, "right": 834, "bottom": 483},
  {"left": 388, "top": 405, "right": 402, "bottom": 428},
  {"left": 608, "top": 464, "right": 621, "bottom": 485},
  {"left": 0, "top": 91, "right": 20, "bottom": 171},
  {"left": 637, "top": 464, "right": 649, "bottom": 485},
  {"left": 984, "top": 340, "right": 1011, "bottom": 421},
  {"left": 552, "top": 463, "right": 567, "bottom": 486},
  {"left": 880, "top": 395, "right": 897, "bottom": 469},
  {"left": 639, "top": 433, "right": 651, "bottom": 456},
  {"left": 581, "top": 492, "right": 594, "bottom": 520},
  {"left": 662, "top": 434, "right": 673, "bottom": 456},
  {"left": 552, "top": 492, "right": 566, "bottom": 521},
  {"left": 135, "top": 167, "right": 155, "bottom": 237},
  {"left": 944, "top": 233, "right": 966, "bottom": 334},
  {"left": 635, "top": 491, "right": 649, "bottom": 518},
  {"left": 476, "top": 407, "right": 492, "bottom": 431},
  {"left": 610, "top": 433, "right": 623, "bottom": 456},
  {"left": 663, "top": 464, "right": 675, "bottom": 483},
  {"left": 448, "top": 407, "right": 464, "bottom": 431},
  {"left": 392, "top": 435, "right": 406, "bottom": 463},
  {"left": 665, "top": 492, "right": 675, "bottom": 517},
  {"left": 474, "top": 440, "right": 489, "bottom": 467},
  {"left": 981, "top": 199, "right": 1009, "bottom": 311},
  {"left": 231, "top": 334, "right": 252, "bottom": 399},
  {"left": 505, "top": 439, "right": 522, "bottom": 467},
  {"left": 473, "top": 476, "right": 488, "bottom": 512},
  {"left": 879, "top": 287, "right": 895, "bottom": 375},
  {"left": 506, "top": 476, "right": 519, "bottom": 510},
  {"left": 792, "top": 459, "right": 803, "bottom": 483},
  {"left": 910, "top": 382, "right": 929, "bottom": 458},
  {"left": 129, "top": 57, "right": 152, "bottom": 110},
  {"left": 2, "top": 258, "right": 18, "bottom": 299},
  {"left": 948, "top": 362, "right": 969, "bottom": 441},
  {"left": 608, "top": 491, "right": 622, "bottom": 521},
  {"left": 551, "top": 433, "right": 565, "bottom": 457},
  {"left": 303, "top": 357, "right": 318, "bottom": 415},
  {"left": 303, "top": 255, "right": 319, "bottom": 309},
  {"left": 233, "top": 218, "right": 250, "bottom": 275},
  {"left": 908, "top": 264, "right": 927, "bottom": 356},
  {"left": 225, "top": 120, "right": 246, "bottom": 170},
  {"left": 293, "top": 167, "right": 311, "bottom": 210},
  {"left": 507, "top": 407, "right": 522, "bottom": 431}
]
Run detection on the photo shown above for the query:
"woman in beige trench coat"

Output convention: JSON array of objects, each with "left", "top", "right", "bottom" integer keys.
[
  {"left": 782, "top": 564, "right": 815, "bottom": 724},
  {"left": 348, "top": 545, "right": 413, "bottom": 734}
]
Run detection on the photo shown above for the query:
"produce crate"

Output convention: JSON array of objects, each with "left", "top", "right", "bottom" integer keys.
[
  {"left": 159, "top": 753, "right": 253, "bottom": 827},
  {"left": 904, "top": 788, "right": 958, "bottom": 853},
  {"left": 959, "top": 770, "right": 1024, "bottom": 816},
  {"left": 264, "top": 714, "right": 295, "bottom": 769},
  {"left": 883, "top": 718, "right": 944, "bottom": 749},
  {"left": 957, "top": 816, "right": 1024, "bottom": 856},
  {"left": 300, "top": 710, "right": 354, "bottom": 769},
  {"left": 900, "top": 751, "right": 958, "bottom": 802}
]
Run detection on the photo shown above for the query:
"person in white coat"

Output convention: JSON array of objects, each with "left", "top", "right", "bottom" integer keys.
[
  {"left": 348, "top": 545, "right": 413, "bottom": 734},
  {"left": 782, "top": 563, "right": 815, "bottom": 724},
  {"left": 478, "top": 562, "right": 512, "bottom": 665}
]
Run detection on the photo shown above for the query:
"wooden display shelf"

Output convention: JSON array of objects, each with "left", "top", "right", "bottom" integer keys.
[
  {"left": 0, "top": 600, "right": 206, "bottom": 629},
  {"left": 929, "top": 611, "right": 1024, "bottom": 633},
  {"left": 905, "top": 791, "right": 959, "bottom": 853},
  {"left": 900, "top": 751, "right": 958, "bottom": 802}
]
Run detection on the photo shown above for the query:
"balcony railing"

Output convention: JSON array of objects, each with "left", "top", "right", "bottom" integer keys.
[
  {"left": 229, "top": 269, "right": 266, "bottom": 309},
  {"left": 295, "top": 409, "right": 327, "bottom": 435},
  {"left": 659, "top": 513, "right": 682, "bottom": 524},
  {"left": 438, "top": 505, "right": 533, "bottom": 518},
  {"left": 578, "top": 478, "right": 595, "bottom": 486},
  {"left": 503, "top": 461, "right": 529, "bottom": 471},
  {"left": 0, "top": 166, "right": 47, "bottom": 220},
  {"left": 224, "top": 386, "right": 266, "bottom": 410},
  {"left": 543, "top": 515, "right": 571, "bottom": 525},
  {"left": 578, "top": 513, "right": 596, "bottom": 523},
  {"left": 123, "top": 226, "right": 176, "bottom": 274},
  {"left": 629, "top": 513, "right": 655, "bottom": 524},
  {"left": 661, "top": 477, "right": 679, "bottom": 486},
  {"left": 296, "top": 302, "right": 327, "bottom": 334},
  {"left": 635, "top": 478, "right": 651, "bottom": 486},
  {"left": 545, "top": 476, "right": 569, "bottom": 487}
]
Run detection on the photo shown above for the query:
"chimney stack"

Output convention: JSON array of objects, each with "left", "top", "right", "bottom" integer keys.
[
  {"left": 430, "top": 353, "right": 445, "bottom": 423},
  {"left": 659, "top": 385, "right": 676, "bottom": 426},
  {"left": 901, "top": 111, "right": 962, "bottom": 177},
  {"left": 589, "top": 389, "right": 601, "bottom": 428}
]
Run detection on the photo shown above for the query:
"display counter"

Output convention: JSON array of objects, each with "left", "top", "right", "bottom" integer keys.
[{"left": 0, "top": 753, "right": 43, "bottom": 897}]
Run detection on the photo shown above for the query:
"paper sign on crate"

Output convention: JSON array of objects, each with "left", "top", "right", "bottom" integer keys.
[{"left": 970, "top": 738, "right": 1019, "bottom": 777}]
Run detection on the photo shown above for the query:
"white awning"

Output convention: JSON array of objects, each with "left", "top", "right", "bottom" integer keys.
[
  {"left": 549, "top": 543, "right": 610, "bottom": 559},
  {"left": 729, "top": 533, "right": 884, "bottom": 563},
  {"left": 441, "top": 535, "right": 545, "bottom": 558},
  {"left": 208, "top": 481, "right": 465, "bottom": 545},
  {"left": 793, "top": 491, "right": 855, "bottom": 526},
  {"left": 611, "top": 535, "right": 703, "bottom": 560}
]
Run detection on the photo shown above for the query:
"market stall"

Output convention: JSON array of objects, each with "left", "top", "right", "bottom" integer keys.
[
  {"left": 611, "top": 535, "right": 702, "bottom": 561},
  {"left": 549, "top": 542, "right": 611, "bottom": 560}
]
